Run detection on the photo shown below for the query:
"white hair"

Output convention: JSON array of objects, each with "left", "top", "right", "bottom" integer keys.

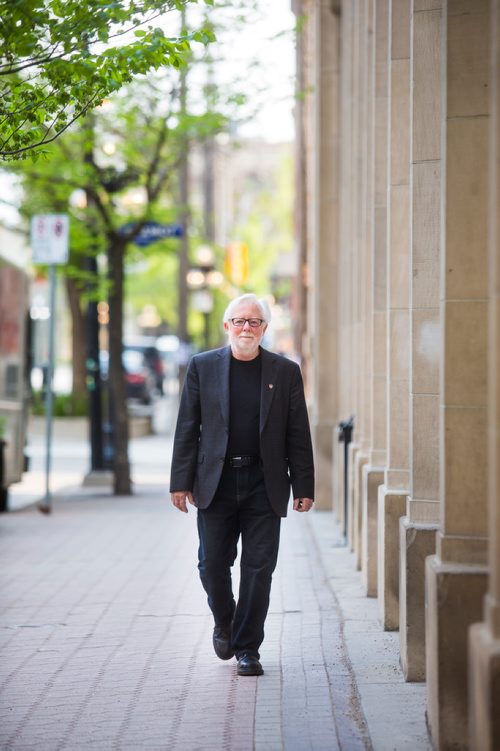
[{"left": 223, "top": 294, "right": 271, "bottom": 324}]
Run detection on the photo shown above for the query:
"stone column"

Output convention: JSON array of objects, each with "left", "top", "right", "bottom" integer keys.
[
  {"left": 350, "top": 0, "right": 372, "bottom": 573},
  {"left": 334, "top": 0, "right": 353, "bottom": 532},
  {"left": 468, "top": 1, "right": 500, "bottom": 748},
  {"left": 425, "top": 1, "right": 490, "bottom": 748},
  {"left": 377, "top": 0, "right": 411, "bottom": 630},
  {"left": 399, "top": 0, "right": 441, "bottom": 682},
  {"left": 337, "top": 0, "right": 362, "bottom": 551},
  {"left": 361, "top": 0, "right": 388, "bottom": 598},
  {"left": 309, "top": 1, "right": 340, "bottom": 510},
  {"left": 292, "top": 0, "right": 311, "bottom": 381},
  {"left": 295, "top": 0, "right": 316, "bottom": 400},
  {"left": 349, "top": 0, "right": 370, "bottom": 567}
]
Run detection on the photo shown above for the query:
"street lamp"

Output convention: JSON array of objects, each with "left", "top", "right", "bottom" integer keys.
[{"left": 186, "top": 245, "right": 223, "bottom": 349}]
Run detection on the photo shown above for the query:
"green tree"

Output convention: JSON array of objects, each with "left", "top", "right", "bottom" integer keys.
[
  {"left": 11, "top": 69, "right": 228, "bottom": 494},
  {"left": 5, "top": 0, "right": 293, "bottom": 495},
  {"left": 0, "top": 0, "right": 213, "bottom": 160}
]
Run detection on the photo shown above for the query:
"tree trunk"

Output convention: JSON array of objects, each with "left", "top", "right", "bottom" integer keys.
[
  {"left": 107, "top": 235, "right": 131, "bottom": 495},
  {"left": 65, "top": 277, "right": 86, "bottom": 396}
]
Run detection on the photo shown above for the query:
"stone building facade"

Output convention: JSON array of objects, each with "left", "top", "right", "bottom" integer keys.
[{"left": 293, "top": 1, "right": 500, "bottom": 748}]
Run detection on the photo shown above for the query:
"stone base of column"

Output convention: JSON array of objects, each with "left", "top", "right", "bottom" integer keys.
[
  {"left": 82, "top": 470, "right": 114, "bottom": 488},
  {"left": 399, "top": 518, "right": 437, "bottom": 681},
  {"left": 353, "top": 451, "right": 369, "bottom": 570},
  {"left": 347, "top": 443, "right": 360, "bottom": 551},
  {"left": 377, "top": 487, "right": 406, "bottom": 630},
  {"left": 361, "top": 466, "right": 384, "bottom": 597},
  {"left": 468, "top": 622, "right": 500, "bottom": 751},
  {"left": 312, "top": 420, "right": 334, "bottom": 510},
  {"left": 425, "top": 555, "right": 488, "bottom": 750},
  {"left": 332, "top": 437, "right": 345, "bottom": 529}
]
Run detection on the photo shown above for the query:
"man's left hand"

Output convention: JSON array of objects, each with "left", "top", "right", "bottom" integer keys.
[{"left": 293, "top": 497, "right": 314, "bottom": 512}]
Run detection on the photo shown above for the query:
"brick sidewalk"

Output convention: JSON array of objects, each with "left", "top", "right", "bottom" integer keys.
[{"left": 0, "top": 485, "right": 371, "bottom": 751}]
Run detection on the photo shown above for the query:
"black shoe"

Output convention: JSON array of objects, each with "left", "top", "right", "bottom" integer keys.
[
  {"left": 213, "top": 624, "right": 234, "bottom": 660},
  {"left": 237, "top": 654, "right": 264, "bottom": 676}
]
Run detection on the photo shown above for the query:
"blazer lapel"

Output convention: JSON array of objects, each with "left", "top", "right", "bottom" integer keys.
[
  {"left": 217, "top": 346, "right": 231, "bottom": 429},
  {"left": 260, "top": 347, "right": 279, "bottom": 433}
]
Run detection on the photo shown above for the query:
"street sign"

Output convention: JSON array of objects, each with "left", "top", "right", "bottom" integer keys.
[
  {"left": 31, "top": 214, "right": 69, "bottom": 265},
  {"left": 119, "top": 221, "right": 184, "bottom": 247},
  {"left": 30, "top": 213, "right": 69, "bottom": 512}
]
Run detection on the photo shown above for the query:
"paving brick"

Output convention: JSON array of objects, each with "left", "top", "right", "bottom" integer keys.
[
  {"left": 1, "top": 489, "right": 373, "bottom": 750},
  {"left": 1, "top": 419, "right": 432, "bottom": 751}
]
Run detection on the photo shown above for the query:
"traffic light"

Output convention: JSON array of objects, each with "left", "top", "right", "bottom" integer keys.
[{"left": 224, "top": 241, "right": 249, "bottom": 286}]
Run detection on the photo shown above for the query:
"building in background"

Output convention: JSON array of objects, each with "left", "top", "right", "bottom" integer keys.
[
  {"left": 0, "top": 224, "right": 31, "bottom": 507},
  {"left": 294, "top": 1, "right": 500, "bottom": 749}
]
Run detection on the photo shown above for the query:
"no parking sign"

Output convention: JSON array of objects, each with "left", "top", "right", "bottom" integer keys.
[
  {"left": 29, "top": 213, "right": 70, "bottom": 513},
  {"left": 31, "top": 214, "right": 69, "bottom": 265}
]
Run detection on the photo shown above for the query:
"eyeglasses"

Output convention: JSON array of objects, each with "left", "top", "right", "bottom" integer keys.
[{"left": 229, "top": 317, "right": 265, "bottom": 328}]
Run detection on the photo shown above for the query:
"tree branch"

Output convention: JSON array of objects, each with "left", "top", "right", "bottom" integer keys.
[
  {"left": 0, "top": 93, "right": 103, "bottom": 158},
  {"left": 150, "top": 152, "right": 182, "bottom": 200},
  {"left": 0, "top": 4, "right": 183, "bottom": 77},
  {"left": 145, "top": 118, "right": 169, "bottom": 199},
  {"left": 84, "top": 184, "right": 115, "bottom": 234},
  {"left": 0, "top": 43, "right": 68, "bottom": 76}
]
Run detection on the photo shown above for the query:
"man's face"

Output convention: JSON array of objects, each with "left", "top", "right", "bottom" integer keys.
[{"left": 224, "top": 302, "right": 268, "bottom": 360}]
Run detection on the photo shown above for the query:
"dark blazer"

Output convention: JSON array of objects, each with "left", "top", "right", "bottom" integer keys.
[{"left": 169, "top": 346, "right": 315, "bottom": 517}]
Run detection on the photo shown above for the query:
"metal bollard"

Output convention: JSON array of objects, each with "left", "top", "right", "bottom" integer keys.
[
  {"left": 0, "top": 438, "right": 7, "bottom": 512},
  {"left": 337, "top": 416, "right": 354, "bottom": 540}
]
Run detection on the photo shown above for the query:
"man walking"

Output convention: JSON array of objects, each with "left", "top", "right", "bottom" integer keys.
[{"left": 170, "top": 294, "right": 314, "bottom": 676}]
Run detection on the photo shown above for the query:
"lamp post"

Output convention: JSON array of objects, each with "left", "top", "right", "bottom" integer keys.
[{"left": 186, "top": 245, "right": 223, "bottom": 350}]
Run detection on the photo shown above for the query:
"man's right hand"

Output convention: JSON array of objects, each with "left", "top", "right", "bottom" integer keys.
[{"left": 170, "top": 491, "right": 195, "bottom": 513}]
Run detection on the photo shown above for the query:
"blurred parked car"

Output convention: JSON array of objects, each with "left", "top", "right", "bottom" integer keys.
[
  {"left": 123, "top": 337, "right": 165, "bottom": 394},
  {"left": 122, "top": 349, "right": 155, "bottom": 404},
  {"left": 156, "top": 334, "right": 180, "bottom": 381}
]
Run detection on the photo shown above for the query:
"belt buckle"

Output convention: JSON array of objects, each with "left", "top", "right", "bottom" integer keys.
[{"left": 229, "top": 455, "right": 257, "bottom": 467}]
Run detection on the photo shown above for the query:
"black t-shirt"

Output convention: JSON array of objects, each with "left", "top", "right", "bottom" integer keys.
[{"left": 227, "top": 353, "right": 261, "bottom": 457}]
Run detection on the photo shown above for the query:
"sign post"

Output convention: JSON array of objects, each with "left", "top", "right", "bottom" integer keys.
[{"left": 31, "top": 215, "right": 69, "bottom": 514}]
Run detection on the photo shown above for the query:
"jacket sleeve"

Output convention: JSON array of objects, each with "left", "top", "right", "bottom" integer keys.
[
  {"left": 169, "top": 357, "right": 201, "bottom": 492},
  {"left": 286, "top": 364, "right": 315, "bottom": 500}
]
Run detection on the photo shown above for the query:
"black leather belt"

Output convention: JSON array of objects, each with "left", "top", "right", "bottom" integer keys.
[{"left": 227, "top": 455, "right": 259, "bottom": 468}]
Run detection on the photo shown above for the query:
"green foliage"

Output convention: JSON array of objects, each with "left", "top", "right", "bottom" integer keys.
[
  {"left": 5, "top": 0, "right": 291, "bottom": 357},
  {"left": 31, "top": 390, "right": 88, "bottom": 417},
  {"left": 0, "top": 0, "right": 215, "bottom": 160},
  {"left": 7, "top": 74, "right": 196, "bottom": 290}
]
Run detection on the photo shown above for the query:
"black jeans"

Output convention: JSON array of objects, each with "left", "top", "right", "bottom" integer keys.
[{"left": 197, "top": 463, "right": 281, "bottom": 660}]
